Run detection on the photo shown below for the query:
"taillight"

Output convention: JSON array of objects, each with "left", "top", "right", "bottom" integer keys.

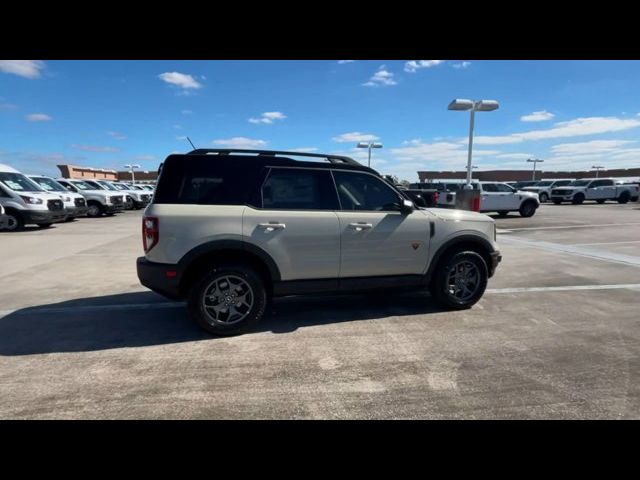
[
  {"left": 472, "top": 196, "right": 481, "bottom": 212},
  {"left": 142, "top": 216, "right": 159, "bottom": 253},
  {"left": 433, "top": 192, "right": 439, "bottom": 205}
]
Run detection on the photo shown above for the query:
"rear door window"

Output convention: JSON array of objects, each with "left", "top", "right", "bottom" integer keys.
[{"left": 261, "top": 168, "right": 339, "bottom": 210}]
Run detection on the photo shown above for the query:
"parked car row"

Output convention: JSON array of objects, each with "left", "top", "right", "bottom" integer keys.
[
  {"left": 0, "top": 163, "right": 154, "bottom": 231},
  {"left": 409, "top": 180, "right": 540, "bottom": 217}
]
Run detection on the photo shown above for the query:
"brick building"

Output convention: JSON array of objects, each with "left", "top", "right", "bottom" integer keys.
[
  {"left": 417, "top": 167, "right": 640, "bottom": 183},
  {"left": 57, "top": 164, "right": 158, "bottom": 183}
]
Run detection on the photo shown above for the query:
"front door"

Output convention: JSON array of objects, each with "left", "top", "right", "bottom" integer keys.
[{"left": 332, "top": 170, "right": 430, "bottom": 278}]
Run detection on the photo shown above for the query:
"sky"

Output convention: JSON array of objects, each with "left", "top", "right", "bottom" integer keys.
[{"left": 2, "top": 59, "right": 640, "bottom": 181}]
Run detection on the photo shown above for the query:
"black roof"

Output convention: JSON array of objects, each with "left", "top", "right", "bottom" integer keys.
[{"left": 165, "top": 148, "right": 378, "bottom": 175}]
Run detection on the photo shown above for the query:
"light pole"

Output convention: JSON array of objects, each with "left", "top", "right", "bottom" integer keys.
[
  {"left": 591, "top": 165, "right": 604, "bottom": 178},
  {"left": 527, "top": 158, "right": 544, "bottom": 181},
  {"left": 124, "top": 164, "right": 141, "bottom": 184},
  {"left": 357, "top": 141, "right": 383, "bottom": 168},
  {"left": 448, "top": 99, "right": 499, "bottom": 189}
]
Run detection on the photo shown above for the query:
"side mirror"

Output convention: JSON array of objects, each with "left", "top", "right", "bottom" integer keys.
[{"left": 400, "top": 198, "right": 415, "bottom": 214}]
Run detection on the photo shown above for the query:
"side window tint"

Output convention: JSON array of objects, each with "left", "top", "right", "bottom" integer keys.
[
  {"left": 332, "top": 171, "right": 401, "bottom": 211},
  {"left": 482, "top": 184, "right": 498, "bottom": 192},
  {"left": 261, "top": 168, "right": 338, "bottom": 210}
]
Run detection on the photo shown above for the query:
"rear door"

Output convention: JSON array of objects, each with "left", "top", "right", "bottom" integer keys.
[
  {"left": 494, "top": 183, "right": 521, "bottom": 209},
  {"left": 479, "top": 183, "right": 501, "bottom": 211},
  {"left": 242, "top": 167, "right": 341, "bottom": 281},
  {"left": 332, "top": 170, "right": 430, "bottom": 278}
]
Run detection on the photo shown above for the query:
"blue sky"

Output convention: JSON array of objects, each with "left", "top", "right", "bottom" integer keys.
[{"left": 2, "top": 60, "right": 640, "bottom": 181}]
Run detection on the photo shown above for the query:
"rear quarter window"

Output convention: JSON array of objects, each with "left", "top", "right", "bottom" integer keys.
[{"left": 153, "top": 156, "right": 263, "bottom": 205}]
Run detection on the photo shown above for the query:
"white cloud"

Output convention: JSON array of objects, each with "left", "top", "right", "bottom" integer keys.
[
  {"left": 521, "top": 110, "right": 555, "bottom": 122},
  {"left": 0, "top": 60, "right": 45, "bottom": 79},
  {"left": 107, "top": 131, "right": 127, "bottom": 140},
  {"left": 363, "top": 66, "right": 397, "bottom": 87},
  {"left": 474, "top": 116, "right": 640, "bottom": 145},
  {"left": 25, "top": 113, "right": 51, "bottom": 122},
  {"left": 337, "top": 60, "right": 354, "bottom": 64},
  {"left": 212, "top": 137, "right": 267, "bottom": 149},
  {"left": 390, "top": 140, "right": 500, "bottom": 168},
  {"left": 181, "top": 109, "right": 193, "bottom": 115},
  {"left": 0, "top": 102, "right": 17, "bottom": 110},
  {"left": 173, "top": 124, "right": 182, "bottom": 129},
  {"left": 495, "top": 153, "right": 534, "bottom": 160},
  {"left": 248, "top": 111, "right": 287, "bottom": 124},
  {"left": 135, "top": 155, "right": 157, "bottom": 161},
  {"left": 404, "top": 60, "right": 444, "bottom": 73},
  {"left": 332, "top": 132, "right": 380, "bottom": 143},
  {"left": 550, "top": 140, "right": 635, "bottom": 155},
  {"left": 71, "top": 144, "right": 120, "bottom": 153},
  {"left": 451, "top": 61, "right": 471, "bottom": 69},
  {"left": 290, "top": 147, "right": 318, "bottom": 152},
  {"left": 158, "top": 72, "right": 203, "bottom": 90}
]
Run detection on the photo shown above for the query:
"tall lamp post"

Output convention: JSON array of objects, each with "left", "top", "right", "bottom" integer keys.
[
  {"left": 124, "top": 164, "right": 141, "bottom": 184},
  {"left": 591, "top": 165, "right": 604, "bottom": 178},
  {"left": 527, "top": 158, "right": 544, "bottom": 181},
  {"left": 357, "top": 141, "right": 383, "bottom": 168},
  {"left": 448, "top": 99, "right": 499, "bottom": 189}
]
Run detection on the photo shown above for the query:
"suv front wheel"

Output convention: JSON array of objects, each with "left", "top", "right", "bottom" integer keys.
[
  {"left": 188, "top": 265, "right": 267, "bottom": 336},
  {"left": 429, "top": 251, "right": 488, "bottom": 310}
]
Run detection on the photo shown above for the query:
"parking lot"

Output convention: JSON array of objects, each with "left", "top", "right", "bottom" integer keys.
[{"left": 1, "top": 202, "right": 639, "bottom": 419}]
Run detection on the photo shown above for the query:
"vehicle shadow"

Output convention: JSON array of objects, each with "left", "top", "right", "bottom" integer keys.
[{"left": 0, "top": 290, "right": 447, "bottom": 356}]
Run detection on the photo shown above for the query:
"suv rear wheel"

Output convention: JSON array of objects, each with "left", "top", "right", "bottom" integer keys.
[
  {"left": 429, "top": 251, "right": 488, "bottom": 310},
  {"left": 87, "top": 201, "right": 103, "bottom": 217},
  {"left": 572, "top": 193, "right": 585, "bottom": 204},
  {"left": 188, "top": 265, "right": 267, "bottom": 336},
  {"left": 539, "top": 192, "right": 549, "bottom": 203}
]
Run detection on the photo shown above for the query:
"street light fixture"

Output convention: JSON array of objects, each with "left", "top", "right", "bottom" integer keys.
[
  {"left": 448, "top": 99, "right": 499, "bottom": 189},
  {"left": 124, "top": 164, "right": 141, "bottom": 184},
  {"left": 357, "top": 141, "right": 383, "bottom": 168},
  {"left": 527, "top": 158, "right": 544, "bottom": 181},
  {"left": 591, "top": 165, "right": 604, "bottom": 178}
]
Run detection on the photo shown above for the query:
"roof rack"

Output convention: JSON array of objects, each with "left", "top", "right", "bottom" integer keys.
[{"left": 186, "top": 148, "right": 362, "bottom": 166}]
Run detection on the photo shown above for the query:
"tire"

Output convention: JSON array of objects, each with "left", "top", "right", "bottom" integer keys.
[
  {"left": 429, "top": 251, "right": 488, "bottom": 310},
  {"left": 519, "top": 200, "right": 537, "bottom": 217},
  {"left": 539, "top": 192, "right": 549, "bottom": 203},
  {"left": 596, "top": 199, "right": 606, "bottom": 204},
  {"left": 497, "top": 211, "right": 509, "bottom": 217},
  {"left": 553, "top": 199, "right": 562, "bottom": 205},
  {"left": 1, "top": 210, "right": 24, "bottom": 232},
  {"left": 125, "top": 196, "right": 134, "bottom": 210},
  {"left": 37, "top": 223, "right": 52, "bottom": 228},
  {"left": 572, "top": 193, "right": 585, "bottom": 205},
  {"left": 187, "top": 264, "right": 267, "bottom": 336},
  {"left": 86, "top": 201, "right": 103, "bottom": 217},
  {"left": 617, "top": 191, "right": 630, "bottom": 204},
  {"left": 631, "top": 197, "right": 639, "bottom": 202},
  {"left": 64, "top": 216, "right": 76, "bottom": 222}
]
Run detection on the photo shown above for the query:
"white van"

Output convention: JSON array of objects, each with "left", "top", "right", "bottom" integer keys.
[
  {"left": 27, "top": 175, "right": 89, "bottom": 221},
  {"left": 0, "top": 164, "right": 67, "bottom": 231}
]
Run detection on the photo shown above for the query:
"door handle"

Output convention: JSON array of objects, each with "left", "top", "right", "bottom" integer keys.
[
  {"left": 348, "top": 223, "right": 372, "bottom": 231},
  {"left": 258, "top": 222, "right": 286, "bottom": 232}
]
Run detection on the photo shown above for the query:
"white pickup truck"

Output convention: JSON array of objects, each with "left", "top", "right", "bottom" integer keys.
[{"left": 550, "top": 178, "right": 639, "bottom": 204}]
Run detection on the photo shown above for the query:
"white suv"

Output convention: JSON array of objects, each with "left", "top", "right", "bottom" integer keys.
[{"left": 137, "top": 149, "right": 502, "bottom": 336}]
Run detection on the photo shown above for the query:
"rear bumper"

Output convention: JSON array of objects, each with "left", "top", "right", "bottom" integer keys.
[
  {"left": 137, "top": 257, "right": 182, "bottom": 300},
  {"left": 489, "top": 250, "right": 502, "bottom": 277},
  {"left": 22, "top": 209, "right": 66, "bottom": 225}
]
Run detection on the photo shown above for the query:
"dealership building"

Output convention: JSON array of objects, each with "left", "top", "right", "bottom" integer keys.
[
  {"left": 417, "top": 167, "right": 640, "bottom": 182},
  {"left": 57, "top": 164, "right": 158, "bottom": 183}
]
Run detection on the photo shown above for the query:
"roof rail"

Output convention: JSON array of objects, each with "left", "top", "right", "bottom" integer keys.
[{"left": 186, "top": 148, "right": 362, "bottom": 166}]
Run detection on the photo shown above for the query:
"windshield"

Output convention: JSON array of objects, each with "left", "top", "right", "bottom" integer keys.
[
  {"left": 70, "top": 180, "right": 95, "bottom": 190},
  {"left": 97, "top": 181, "right": 118, "bottom": 191},
  {"left": 536, "top": 181, "right": 553, "bottom": 187},
  {"left": 112, "top": 183, "right": 128, "bottom": 191},
  {"left": 0, "top": 172, "right": 44, "bottom": 192},
  {"left": 30, "top": 176, "right": 67, "bottom": 192},
  {"left": 568, "top": 180, "right": 591, "bottom": 186}
]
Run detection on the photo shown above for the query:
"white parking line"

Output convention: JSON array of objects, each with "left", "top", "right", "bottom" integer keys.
[
  {"left": 499, "top": 236, "right": 640, "bottom": 267},
  {"left": 498, "top": 222, "right": 640, "bottom": 232},
  {"left": 570, "top": 240, "right": 640, "bottom": 246},
  {"left": 487, "top": 284, "right": 640, "bottom": 294}
]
